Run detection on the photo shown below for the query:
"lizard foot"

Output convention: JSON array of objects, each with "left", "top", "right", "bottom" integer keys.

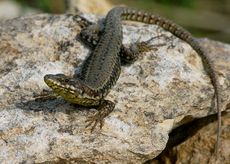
[
  {"left": 33, "top": 89, "right": 57, "bottom": 102},
  {"left": 85, "top": 100, "right": 115, "bottom": 132},
  {"left": 135, "top": 35, "right": 166, "bottom": 53},
  {"left": 120, "top": 34, "right": 166, "bottom": 63}
]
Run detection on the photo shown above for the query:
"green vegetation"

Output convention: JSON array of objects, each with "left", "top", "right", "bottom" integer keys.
[
  {"left": 157, "top": 0, "right": 193, "bottom": 7},
  {"left": 14, "top": 0, "right": 65, "bottom": 13}
]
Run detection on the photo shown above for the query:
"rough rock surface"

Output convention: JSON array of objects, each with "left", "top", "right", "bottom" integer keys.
[{"left": 0, "top": 13, "right": 229, "bottom": 163}]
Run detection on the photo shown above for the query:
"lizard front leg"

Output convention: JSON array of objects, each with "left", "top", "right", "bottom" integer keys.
[
  {"left": 85, "top": 100, "right": 115, "bottom": 132},
  {"left": 43, "top": 74, "right": 115, "bottom": 132}
]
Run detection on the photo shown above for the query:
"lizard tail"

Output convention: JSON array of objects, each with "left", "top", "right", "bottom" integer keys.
[{"left": 114, "top": 6, "right": 222, "bottom": 156}]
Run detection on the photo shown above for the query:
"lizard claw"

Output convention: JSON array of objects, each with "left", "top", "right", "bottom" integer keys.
[
  {"left": 33, "top": 89, "right": 57, "bottom": 102},
  {"left": 85, "top": 100, "right": 115, "bottom": 132},
  {"left": 85, "top": 113, "right": 104, "bottom": 132},
  {"left": 135, "top": 34, "right": 166, "bottom": 53},
  {"left": 120, "top": 34, "right": 167, "bottom": 63}
]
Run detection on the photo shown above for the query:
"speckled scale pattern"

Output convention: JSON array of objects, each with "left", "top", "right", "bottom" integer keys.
[{"left": 82, "top": 8, "right": 124, "bottom": 92}]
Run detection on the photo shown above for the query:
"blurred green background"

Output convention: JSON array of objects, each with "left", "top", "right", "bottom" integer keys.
[{"left": 12, "top": 0, "right": 230, "bottom": 43}]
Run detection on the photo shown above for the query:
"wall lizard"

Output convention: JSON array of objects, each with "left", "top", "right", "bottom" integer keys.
[{"left": 43, "top": 7, "right": 222, "bottom": 157}]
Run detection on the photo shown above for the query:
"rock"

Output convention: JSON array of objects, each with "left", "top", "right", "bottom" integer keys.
[
  {"left": 0, "top": 13, "right": 229, "bottom": 163},
  {"left": 148, "top": 112, "right": 230, "bottom": 164}
]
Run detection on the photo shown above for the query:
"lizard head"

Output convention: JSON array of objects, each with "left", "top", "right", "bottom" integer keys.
[{"left": 44, "top": 74, "right": 101, "bottom": 106}]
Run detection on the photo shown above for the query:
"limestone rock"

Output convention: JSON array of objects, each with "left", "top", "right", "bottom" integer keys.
[{"left": 0, "top": 13, "right": 229, "bottom": 163}]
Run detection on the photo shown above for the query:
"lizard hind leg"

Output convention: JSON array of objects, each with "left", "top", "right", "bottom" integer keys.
[
  {"left": 85, "top": 100, "right": 115, "bottom": 132},
  {"left": 78, "top": 24, "right": 102, "bottom": 48},
  {"left": 73, "top": 14, "right": 94, "bottom": 29},
  {"left": 121, "top": 35, "right": 166, "bottom": 63}
]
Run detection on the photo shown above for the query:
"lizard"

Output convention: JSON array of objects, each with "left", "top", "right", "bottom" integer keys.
[{"left": 43, "top": 7, "right": 222, "bottom": 157}]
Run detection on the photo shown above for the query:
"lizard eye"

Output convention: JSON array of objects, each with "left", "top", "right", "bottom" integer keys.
[{"left": 64, "top": 79, "right": 69, "bottom": 83}]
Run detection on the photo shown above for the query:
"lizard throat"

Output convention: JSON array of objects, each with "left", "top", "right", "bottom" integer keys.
[{"left": 44, "top": 74, "right": 101, "bottom": 107}]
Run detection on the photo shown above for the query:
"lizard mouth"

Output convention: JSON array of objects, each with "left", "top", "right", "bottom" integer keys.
[
  {"left": 44, "top": 74, "right": 69, "bottom": 89},
  {"left": 44, "top": 74, "right": 83, "bottom": 94}
]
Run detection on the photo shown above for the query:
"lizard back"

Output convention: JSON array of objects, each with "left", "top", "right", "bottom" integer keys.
[{"left": 82, "top": 8, "right": 124, "bottom": 95}]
